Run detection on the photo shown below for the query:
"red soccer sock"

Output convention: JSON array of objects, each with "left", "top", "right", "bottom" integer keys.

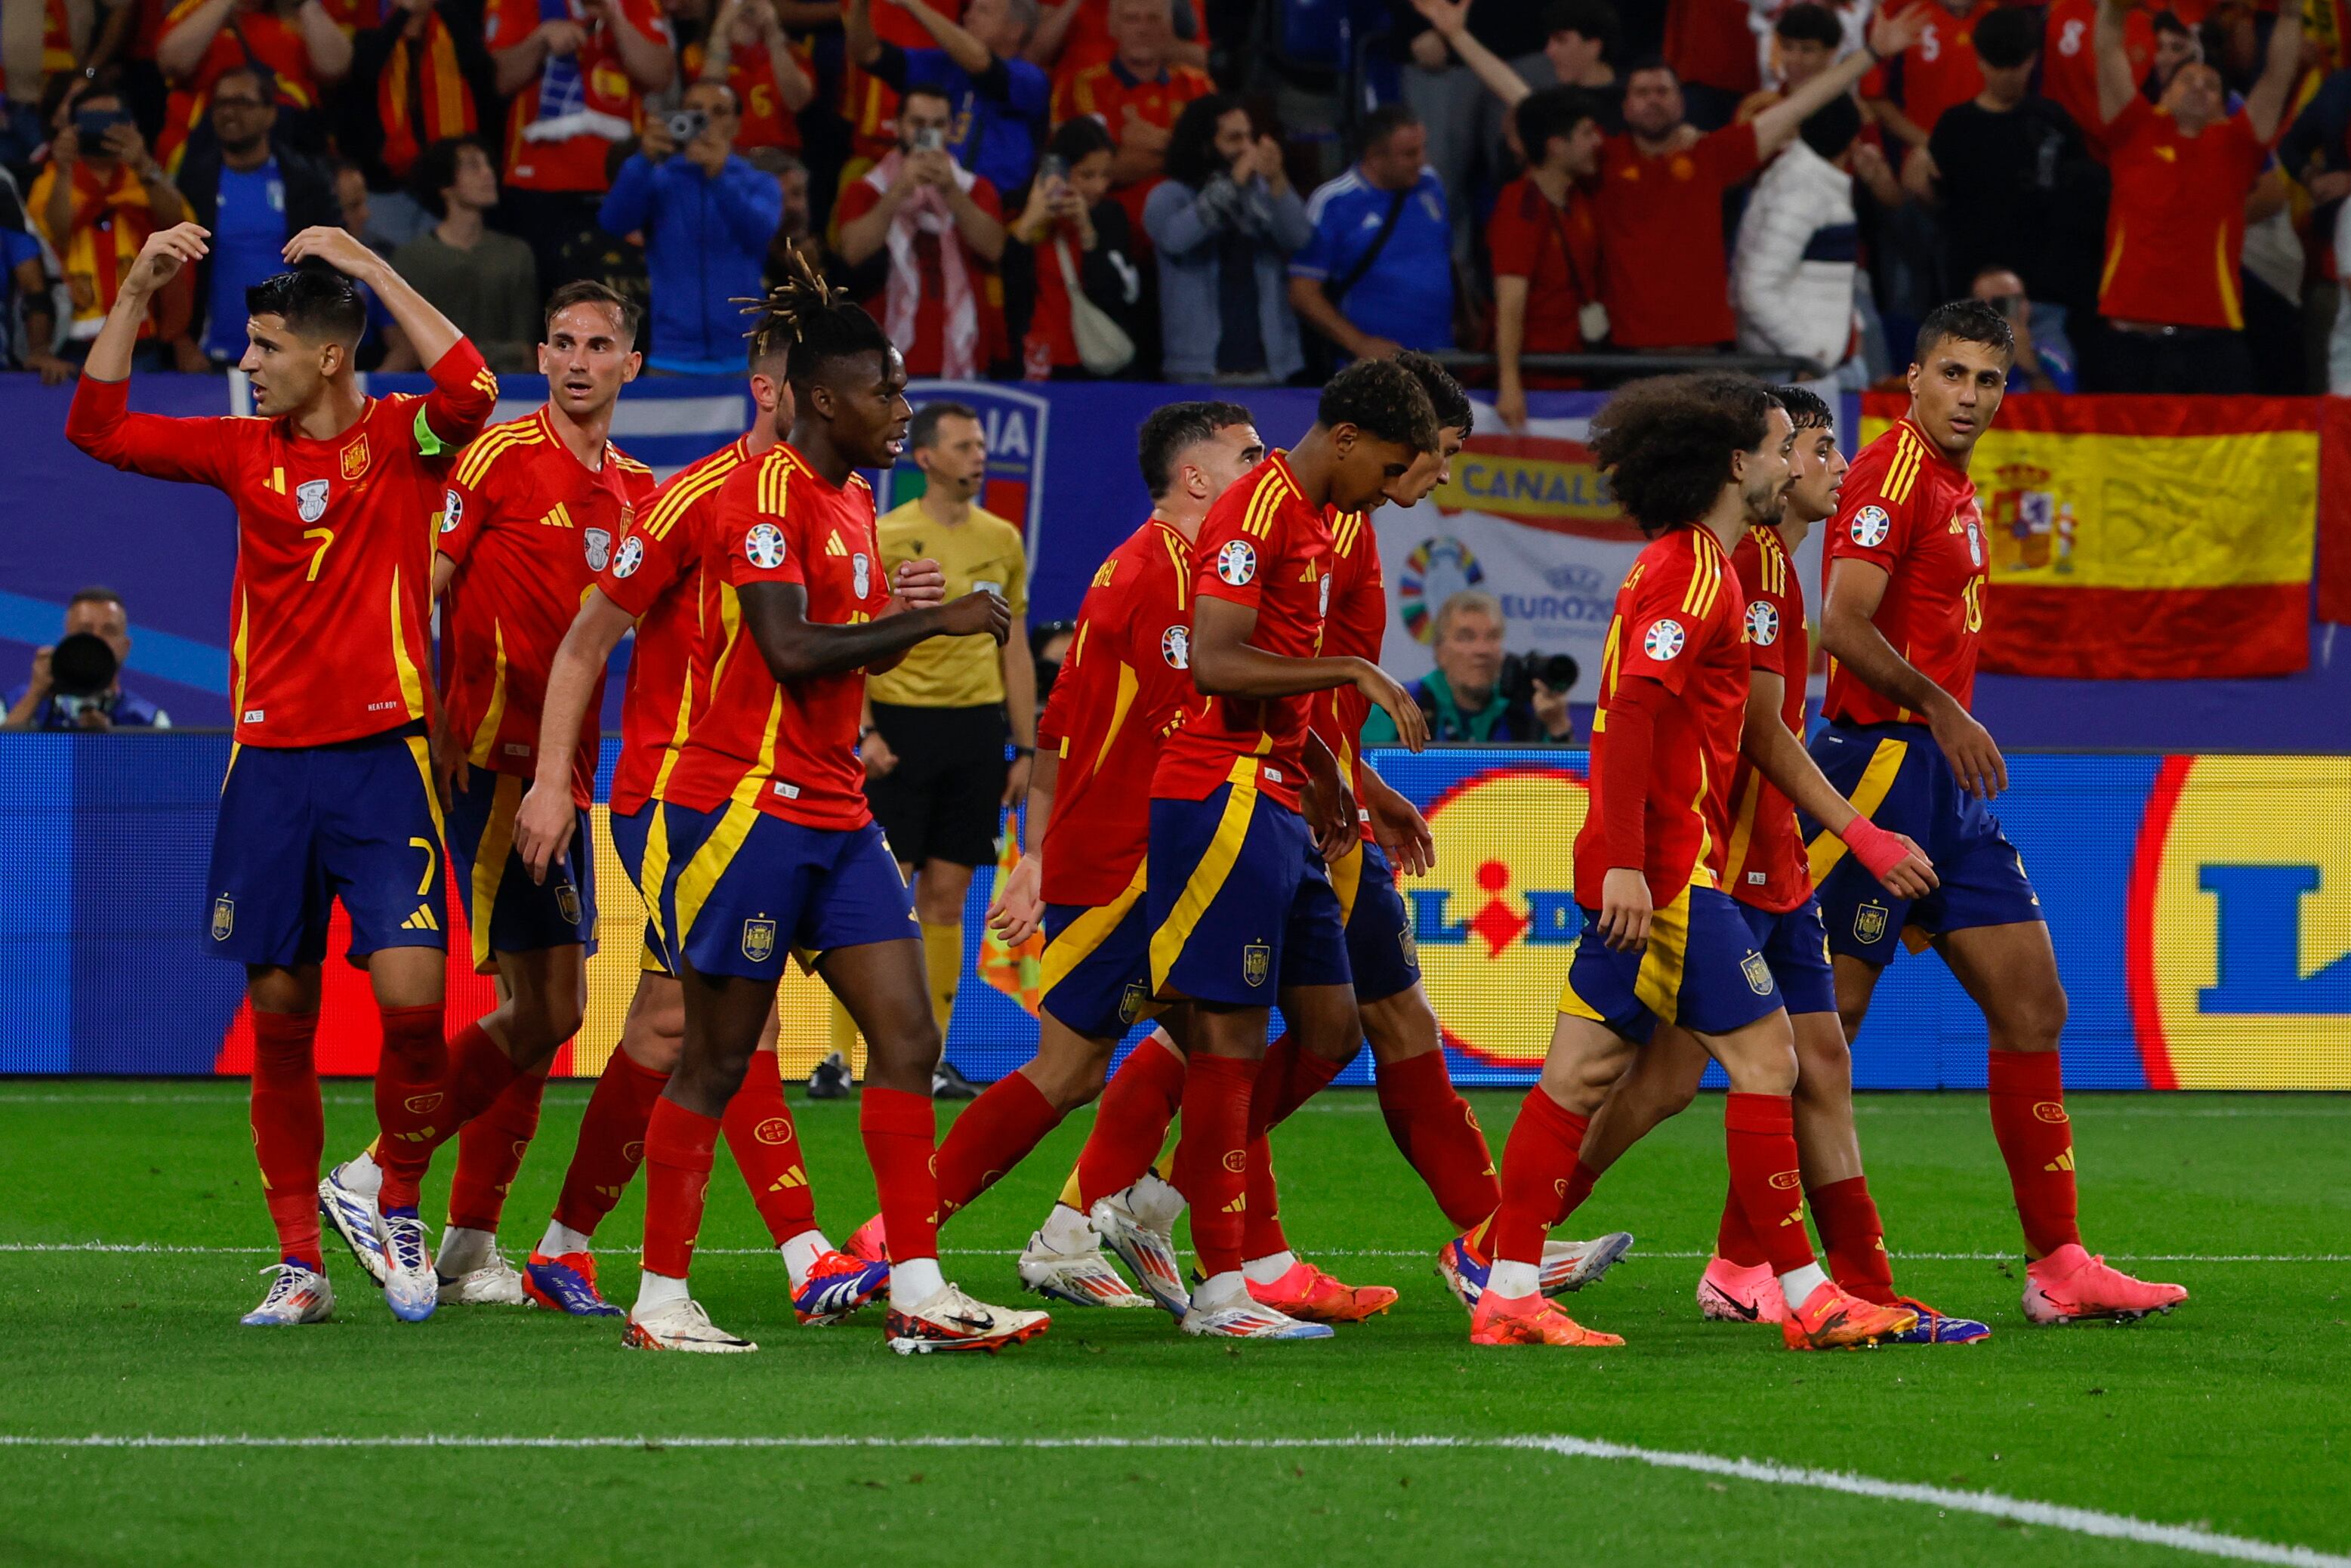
[
  {"left": 1986, "top": 1048, "right": 2082, "bottom": 1258},
  {"left": 1245, "top": 1031, "right": 1345, "bottom": 1142},
  {"left": 446, "top": 1070, "right": 545, "bottom": 1233},
  {"left": 1242, "top": 1135, "right": 1288, "bottom": 1260},
  {"left": 552, "top": 1048, "right": 671, "bottom": 1238},
  {"left": 1171, "top": 1053, "right": 1257, "bottom": 1279},
  {"left": 1072, "top": 1034, "right": 1186, "bottom": 1211},
  {"left": 721, "top": 1050, "right": 818, "bottom": 1245},
  {"left": 1724, "top": 1092, "right": 1816, "bottom": 1276},
  {"left": 373, "top": 1004, "right": 455, "bottom": 1212},
  {"left": 1375, "top": 1049, "right": 1501, "bottom": 1230},
  {"left": 935, "top": 1070, "right": 1063, "bottom": 1222},
  {"left": 1714, "top": 1178, "right": 1769, "bottom": 1268},
  {"left": 860, "top": 1085, "right": 941, "bottom": 1262},
  {"left": 1487, "top": 1087, "right": 1589, "bottom": 1266},
  {"left": 250, "top": 1010, "right": 325, "bottom": 1270},
  {"left": 1810, "top": 1174, "right": 1897, "bottom": 1304},
  {"left": 640, "top": 1097, "right": 721, "bottom": 1279},
  {"left": 1551, "top": 1159, "right": 1601, "bottom": 1228}
]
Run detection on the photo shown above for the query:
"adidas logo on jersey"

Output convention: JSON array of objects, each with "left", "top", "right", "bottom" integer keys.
[{"left": 826, "top": 532, "right": 849, "bottom": 557}]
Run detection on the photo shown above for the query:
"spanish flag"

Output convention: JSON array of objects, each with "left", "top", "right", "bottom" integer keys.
[{"left": 1861, "top": 394, "right": 2319, "bottom": 681}]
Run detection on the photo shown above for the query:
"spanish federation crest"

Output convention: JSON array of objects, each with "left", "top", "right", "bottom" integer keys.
[
  {"left": 1741, "top": 950, "right": 1774, "bottom": 996},
  {"left": 1161, "top": 624, "right": 1190, "bottom": 669},
  {"left": 1241, "top": 941, "right": 1272, "bottom": 988},
  {"left": 583, "top": 527, "right": 612, "bottom": 573},
  {"left": 742, "top": 917, "right": 778, "bottom": 963},
  {"left": 556, "top": 884, "right": 582, "bottom": 925},
  {"left": 211, "top": 895, "right": 235, "bottom": 942},
  {"left": 340, "top": 433, "right": 369, "bottom": 480},
  {"left": 612, "top": 536, "right": 644, "bottom": 579},
  {"left": 1854, "top": 900, "right": 1890, "bottom": 946},
  {"left": 1118, "top": 980, "right": 1146, "bottom": 1026},
  {"left": 296, "top": 479, "right": 331, "bottom": 523},
  {"left": 853, "top": 551, "right": 872, "bottom": 599}
]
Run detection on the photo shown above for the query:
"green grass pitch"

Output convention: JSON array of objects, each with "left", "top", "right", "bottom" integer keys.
[{"left": 2, "top": 1081, "right": 2346, "bottom": 1567}]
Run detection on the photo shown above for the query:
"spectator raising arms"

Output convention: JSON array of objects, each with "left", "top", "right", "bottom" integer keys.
[
  {"left": 847, "top": 0, "right": 1049, "bottom": 199},
  {"left": 1026, "top": 0, "right": 1207, "bottom": 102},
  {"left": 1489, "top": 85, "right": 1605, "bottom": 429},
  {"left": 837, "top": 80, "right": 1008, "bottom": 377},
  {"left": 1144, "top": 93, "right": 1311, "bottom": 384},
  {"left": 1863, "top": 0, "right": 1991, "bottom": 162},
  {"left": 154, "top": 0, "right": 353, "bottom": 169},
  {"left": 339, "top": 0, "right": 499, "bottom": 245},
  {"left": 692, "top": 0, "right": 815, "bottom": 154},
  {"left": 1055, "top": 0, "right": 1213, "bottom": 236},
  {"left": 1001, "top": 114, "right": 1140, "bottom": 378},
  {"left": 598, "top": 78, "right": 782, "bottom": 372},
  {"left": 32, "top": 85, "right": 190, "bottom": 363},
  {"left": 1732, "top": 94, "right": 1862, "bottom": 375},
  {"left": 1289, "top": 102, "right": 1453, "bottom": 361},
  {"left": 389, "top": 134, "right": 541, "bottom": 371}
]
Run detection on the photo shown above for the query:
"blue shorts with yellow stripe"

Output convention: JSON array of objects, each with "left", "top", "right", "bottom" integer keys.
[
  {"left": 446, "top": 769, "right": 597, "bottom": 975},
  {"left": 1801, "top": 719, "right": 2041, "bottom": 967},
  {"left": 205, "top": 722, "right": 449, "bottom": 968},
  {"left": 1740, "top": 897, "right": 1837, "bottom": 1017},
  {"left": 609, "top": 803, "right": 670, "bottom": 976},
  {"left": 1331, "top": 838, "right": 1421, "bottom": 1005},
  {"left": 1147, "top": 777, "right": 1350, "bottom": 1006},
  {"left": 1039, "top": 872, "right": 1156, "bottom": 1041},
  {"left": 1560, "top": 882, "right": 1783, "bottom": 1044},
  {"left": 651, "top": 803, "right": 915, "bottom": 983}
]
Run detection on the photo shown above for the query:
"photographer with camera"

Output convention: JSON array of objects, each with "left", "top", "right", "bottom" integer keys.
[
  {"left": 1361, "top": 588, "right": 1575, "bottom": 747},
  {"left": 5, "top": 588, "right": 171, "bottom": 732},
  {"left": 597, "top": 78, "right": 782, "bottom": 373}
]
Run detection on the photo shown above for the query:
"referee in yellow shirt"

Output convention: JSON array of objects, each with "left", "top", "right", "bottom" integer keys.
[{"left": 859, "top": 400, "right": 1035, "bottom": 1054}]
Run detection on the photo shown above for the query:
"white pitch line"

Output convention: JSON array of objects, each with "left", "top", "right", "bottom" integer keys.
[{"left": 0, "top": 1431, "right": 2337, "bottom": 1566}]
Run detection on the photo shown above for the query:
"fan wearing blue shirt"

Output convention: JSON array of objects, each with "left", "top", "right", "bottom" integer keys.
[
  {"left": 1289, "top": 103, "right": 1455, "bottom": 360},
  {"left": 175, "top": 66, "right": 341, "bottom": 366},
  {"left": 846, "top": 0, "right": 1051, "bottom": 201}
]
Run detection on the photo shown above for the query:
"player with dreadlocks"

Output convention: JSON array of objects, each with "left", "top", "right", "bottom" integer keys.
[{"left": 620, "top": 261, "right": 1041, "bottom": 1353}]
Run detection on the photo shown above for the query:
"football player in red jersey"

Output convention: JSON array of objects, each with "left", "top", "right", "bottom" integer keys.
[
  {"left": 1452, "top": 374, "right": 1930, "bottom": 1351},
  {"left": 1806, "top": 300, "right": 2187, "bottom": 1323},
  {"left": 66, "top": 221, "right": 498, "bottom": 1326},
  {"left": 505, "top": 333, "right": 892, "bottom": 1327},
  {"left": 828, "top": 403, "right": 1264, "bottom": 1313},
  {"left": 624, "top": 264, "right": 1033, "bottom": 1354},
  {"left": 314, "top": 282, "right": 659, "bottom": 1305},
  {"left": 1146, "top": 359, "right": 1436, "bottom": 1340},
  {"left": 1527, "top": 386, "right": 1991, "bottom": 1346}
]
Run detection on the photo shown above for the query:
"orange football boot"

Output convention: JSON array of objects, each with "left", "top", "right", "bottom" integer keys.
[
  {"left": 1781, "top": 1279, "right": 1918, "bottom": 1350},
  {"left": 1468, "top": 1289, "right": 1624, "bottom": 1347},
  {"left": 1245, "top": 1260, "right": 1399, "bottom": 1323}
]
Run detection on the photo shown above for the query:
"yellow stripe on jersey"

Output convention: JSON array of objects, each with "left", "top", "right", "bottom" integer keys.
[
  {"left": 642, "top": 454, "right": 734, "bottom": 541},
  {"left": 452, "top": 420, "right": 543, "bottom": 489},
  {"left": 612, "top": 450, "right": 654, "bottom": 477},
  {"left": 230, "top": 585, "right": 250, "bottom": 727},
  {"left": 1161, "top": 532, "right": 1190, "bottom": 609},
  {"left": 468, "top": 773, "right": 524, "bottom": 972},
  {"left": 1092, "top": 661, "right": 1139, "bottom": 775},
  {"left": 1557, "top": 882, "right": 1698, "bottom": 1026},
  {"left": 2214, "top": 224, "right": 2242, "bottom": 332},
  {"left": 389, "top": 567, "right": 427, "bottom": 724},
  {"left": 1240, "top": 468, "right": 1290, "bottom": 539},
  {"left": 467, "top": 619, "right": 508, "bottom": 767},
  {"left": 1806, "top": 736, "right": 1908, "bottom": 884},
  {"left": 1148, "top": 758, "right": 1262, "bottom": 992},
  {"left": 1038, "top": 861, "right": 1148, "bottom": 998},
  {"left": 1883, "top": 429, "right": 1926, "bottom": 506},
  {"left": 1719, "top": 769, "right": 1765, "bottom": 891}
]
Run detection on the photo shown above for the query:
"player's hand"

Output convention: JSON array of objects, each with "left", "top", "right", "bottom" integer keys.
[
  {"left": 858, "top": 724, "right": 897, "bottom": 779},
  {"left": 889, "top": 557, "right": 947, "bottom": 611},
  {"left": 939, "top": 588, "right": 1011, "bottom": 644},
  {"left": 1597, "top": 866, "right": 1652, "bottom": 953},
  {"left": 1927, "top": 698, "right": 2007, "bottom": 800},
  {"left": 282, "top": 225, "right": 383, "bottom": 282},
  {"left": 1868, "top": 1, "right": 1930, "bottom": 60},
  {"left": 513, "top": 779, "right": 577, "bottom": 884},
  {"left": 987, "top": 850, "right": 1044, "bottom": 946},
  {"left": 431, "top": 716, "right": 469, "bottom": 810},
  {"left": 1363, "top": 781, "right": 1434, "bottom": 877},
  {"left": 1300, "top": 774, "right": 1359, "bottom": 864},
  {"left": 123, "top": 224, "right": 211, "bottom": 298},
  {"left": 1877, "top": 832, "right": 1937, "bottom": 900},
  {"left": 1356, "top": 660, "right": 1429, "bottom": 752},
  {"left": 1001, "top": 749, "right": 1032, "bottom": 807},
  {"left": 50, "top": 122, "right": 79, "bottom": 168}
]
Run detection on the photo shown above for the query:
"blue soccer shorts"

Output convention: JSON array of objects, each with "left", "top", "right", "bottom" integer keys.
[
  {"left": 1740, "top": 897, "right": 1837, "bottom": 1017},
  {"left": 445, "top": 769, "right": 596, "bottom": 974},
  {"left": 205, "top": 724, "right": 447, "bottom": 969},
  {"left": 1330, "top": 838, "right": 1421, "bottom": 1005},
  {"left": 652, "top": 802, "right": 916, "bottom": 983},
  {"left": 1801, "top": 719, "right": 2042, "bottom": 967},
  {"left": 1146, "top": 777, "right": 1351, "bottom": 1006},
  {"left": 608, "top": 801, "right": 669, "bottom": 976},
  {"left": 1559, "top": 881, "right": 1785, "bottom": 1045},
  {"left": 1039, "top": 866, "right": 1159, "bottom": 1041}
]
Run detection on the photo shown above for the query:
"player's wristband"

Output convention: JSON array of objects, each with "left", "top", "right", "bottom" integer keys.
[{"left": 1840, "top": 816, "right": 1910, "bottom": 884}]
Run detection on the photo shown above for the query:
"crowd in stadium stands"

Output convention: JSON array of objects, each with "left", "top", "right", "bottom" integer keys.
[{"left": 6, "top": 0, "right": 2351, "bottom": 397}]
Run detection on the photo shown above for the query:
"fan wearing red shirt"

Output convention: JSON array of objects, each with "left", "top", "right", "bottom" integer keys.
[
  {"left": 1446, "top": 373, "right": 1922, "bottom": 1353},
  {"left": 1143, "top": 360, "right": 1435, "bottom": 1340},
  {"left": 1489, "top": 86, "right": 1606, "bottom": 429},
  {"left": 683, "top": 0, "right": 816, "bottom": 152},
  {"left": 1053, "top": 0, "right": 1214, "bottom": 236},
  {"left": 618, "top": 270, "right": 1042, "bottom": 1354},
  {"left": 66, "top": 222, "right": 497, "bottom": 1328},
  {"left": 1808, "top": 299, "right": 2188, "bottom": 1323},
  {"left": 1554, "top": 386, "right": 1988, "bottom": 1345},
  {"left": 1863, "top": 0, "right": 1990, "bottom": 156},
  {"left": 154, "top": 0, "right": 353, "bottom": 171},
  {"left": 481, "top": 0, "right": 673, "bottom": 252},
  {"left": 2086, "top": 0, "right": 2301, "bottom": 392},
  {"left": 1031, "top": 0, "right": 1208, "bottom": 102},
  {"left": 2040, "top": 0, "right": 2153, "bottom": 156}
]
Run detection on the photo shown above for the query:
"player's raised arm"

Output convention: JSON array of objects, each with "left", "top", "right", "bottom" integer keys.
[
  {"left": 514, "top": 588, "right": 639, "bottom": 882},
  {"left": 1820, "top": 557, "right": 2004, "bottom": 799},
  {"left": 66, "top": 224, "right": 245, "bottom": 486},
  {"left": 280, "top": 224, "right": 498, "bottom": 447}
]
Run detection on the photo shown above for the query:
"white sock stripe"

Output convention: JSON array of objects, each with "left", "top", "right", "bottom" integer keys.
[
  {"left": 0, "top": 1432, "right": 2335, "bottom": 1565},
  {"left": 2, "top": 1242, "right": 2344, "bottom": 1264}
]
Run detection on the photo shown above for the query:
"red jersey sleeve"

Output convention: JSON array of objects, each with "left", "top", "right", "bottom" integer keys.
[
  {"left": 64, "top": 373, "right": 245, "bottom": 489},
  {"left": 411, "top": 339, "right": 499, "bottom": 465},
  {"left": 599, "top": 474, "right": 704, "bottom": 619},
  {"left": 434, "top": 445, "right": 497, "bottom": 567},
  {"left": 1191, "top": 480, "right": 1275, "bottom": 615},
  {"left": 1825, "top": 441, "right": 1921, "bottom": 579},
  {"left": 1739, "top": 534, "right": 1800, "bottom": 676},
  {"left": 1695, "top": 121, "right": 1761, "bottom": 190},
  {"left": 1611, "top": 544, "right": 1708, "bottom": 696},
  {"left": 2108, "top": 94, "right": 2155, "bottom": 150},
  {"left": 835, "top": 178, "right": 881, "bottom": 227},
  {"left": 1487, "top": 188, "right": 1541, "bottom": 279},
  {"left": 724, "top": 458, "right": 811, "bottom": 589}
]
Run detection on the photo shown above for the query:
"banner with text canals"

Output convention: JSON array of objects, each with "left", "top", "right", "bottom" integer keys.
[{"left": 1859, "top": 394, "right": 2319, "bottom": 680}]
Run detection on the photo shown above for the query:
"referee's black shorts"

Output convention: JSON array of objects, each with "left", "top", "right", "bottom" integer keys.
[{"left": 865, "top": 701, "right": 1010, "bottom": 869}]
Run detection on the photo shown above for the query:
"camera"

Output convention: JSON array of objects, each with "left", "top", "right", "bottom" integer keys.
[
  {"left": 1498, "top": 650, "right": 1578, "bottom": 708},
  {"left": 912, "top": 125, "right": 946, "bottom": 153},
  {"left": 73, "top": 106, "right": 131, "bottom": 143},
  {"left": 665, "top": 109, "right": 708, "bottom": 143}
]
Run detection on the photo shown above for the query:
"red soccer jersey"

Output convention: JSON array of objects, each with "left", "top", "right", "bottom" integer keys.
[
  {"left": 1036, "top": 518, "right": 1205, "bottom": 906},
  {"left": 1822, "top": 417, "right": 1988, "bottom": 727},
  {"left": 597, "top": 435, "right": 757, "bottom": 816},
  {"left": 1487, "top": 175, "right": 1603, "bottom": 355},
  {"left": 679, "top": 35, "right": 812, "bottom": 152},
  {"left": 1044, "top": 0, "right": 1211, "bottom": 99},
  {"left": 1054, "top": 59, "right": 1214, "bottom": 235},
  {"left": 1152, "top": 452, "right": 1333, "bottom": 813},
  {"left": 2041, "top": 0, "right": 2155, "bottom": 157},
  {"left": 1572, "top": 525, "right": 1748, "bottom": 910},
  {"left": 156, "top": 0, "right": 325, "bottom": 170},
  {"left": 1721, "top": 523, "right": 1811, "bottom": 914},
  {"left": 1310, "top": 505, "right": 1384, "bottom": 839},
  {"left": 439, "top": 407, "right": 659, "bottom": 807},
  {"left": 659, "top": 443, "right": 887, "bottom": 830},
  {"left": 1864, "top": 1, "right": 1987, "bottom": 140},
  {"left": 483, "top": 0, "right": 670, "bottom": 193},
  {"left": 833, "top": 171, "right": 1005, "bottom": 375},
  {"left": 1595, "top": 123, "right": 1760, "bottom": 349},
  {"left": 2099, "top": 98, "right": 2266, "bottom": 330},
  {"left": 66, "top": 343, "right": 498, "bottom": 749},
  {"left": 1665, "top": 0, "right": 1761, "bottom": 94}
]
